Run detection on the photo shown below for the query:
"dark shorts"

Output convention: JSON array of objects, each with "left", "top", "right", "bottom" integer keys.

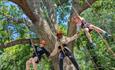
[
  {"left": 82, "top": 23, "right": 93, "bottom": 32},
  {"left": 32, "top": 53, "right": 40, "bottom": 63},
  {"left": 81, "top": 20, "right": 93, "bottom": 32},
  {"left": 88, "top": 27, "right": 93, "bottom": 32},
  {"left": 32, "top": 56, "right": 40, "bottom": 63}
]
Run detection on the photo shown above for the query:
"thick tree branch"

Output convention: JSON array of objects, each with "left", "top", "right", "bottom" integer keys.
[
  {"left": 79, "top": 0, "right": 97, "bottom": 14},
  {"left": 0, "top": 38, "right": 39, "bottom": 48},
  {"left": 11, "top": 0, "right": 37, "bottom": 23}
]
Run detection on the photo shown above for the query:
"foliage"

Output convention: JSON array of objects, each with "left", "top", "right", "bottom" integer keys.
[{"left": 0, "top": 0, "right": 115, "bottom": 70}]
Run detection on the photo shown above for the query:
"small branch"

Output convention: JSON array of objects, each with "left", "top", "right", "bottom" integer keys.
[
  {"left": 79, "top": 0, "right": 97, "bottom": 14},
  {"left": 0, "top": 38, "right": 39, "bottom": 48}
]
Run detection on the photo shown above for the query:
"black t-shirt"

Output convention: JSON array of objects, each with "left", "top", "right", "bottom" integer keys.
[{"left": 32, "top": 45, "right": 50, "bottom": 60}]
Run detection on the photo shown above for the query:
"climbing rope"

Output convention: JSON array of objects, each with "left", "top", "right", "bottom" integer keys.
[
  {"left": 30, "top": 39, "right": 39, "bottom": 58},
  {"left": 96, "top": 31, "right": 115, "bottom": 57}
]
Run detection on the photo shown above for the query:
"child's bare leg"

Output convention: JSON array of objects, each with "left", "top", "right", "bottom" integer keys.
[
  {"left": 26, "top": 58, "right": 33, "bottom": 70},
  {"left": 84, "top": 28, "right": 93, "bottom": 43},
  {"left": 89, "top": 25, "right": 106, "bottom": 33},
  {"left": 89, "top": 24, "right": 111, "bottom": 40},
  {"left": 84, "top": 28, "right": 96, "bottom": 47},
  {"left": 32, "top": 57, "right": 38, "bottom": 70}
]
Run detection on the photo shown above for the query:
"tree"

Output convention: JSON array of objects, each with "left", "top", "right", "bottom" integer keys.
[{"left": 1, "top": 0, "right": 114, "bottom": 70}]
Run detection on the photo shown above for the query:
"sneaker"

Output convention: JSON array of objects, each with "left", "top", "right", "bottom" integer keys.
[
  {"left": 103, "top": 32, "right": 111, "bottom": 40},
  {"left": 90, "top": 42, "right": 96, "bottom": 48}
]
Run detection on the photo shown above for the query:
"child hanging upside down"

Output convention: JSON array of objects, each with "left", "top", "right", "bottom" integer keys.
[
  {"left": 50, "top": 31, "right": 80, "bottom": 70},
  {"left": 26, "top": 40, "right": 50, "bottom": 70},
  {"left": 71, "top": 15, "right": 111, "bottom": 47}
]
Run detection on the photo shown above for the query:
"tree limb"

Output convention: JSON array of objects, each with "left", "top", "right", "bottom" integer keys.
[
  {"left": 79, "top": 0, "right": 97, "bottom": 14},
  {"left": 11, "top": 0, "right": 37, "bottom": 23},
  {"left": 0, "top": 38, "right": 39, "bottom": 48}
]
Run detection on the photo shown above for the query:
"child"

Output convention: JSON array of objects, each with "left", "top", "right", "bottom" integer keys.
[
  {"left": 50, "top": 31, "right": 80, "bottom": 70},
  {"left": 26, "top": 40, "right": 50, "bottom": 70},
  {"left": 71, "top": 15, "right": 111, "bottom": 47}
]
